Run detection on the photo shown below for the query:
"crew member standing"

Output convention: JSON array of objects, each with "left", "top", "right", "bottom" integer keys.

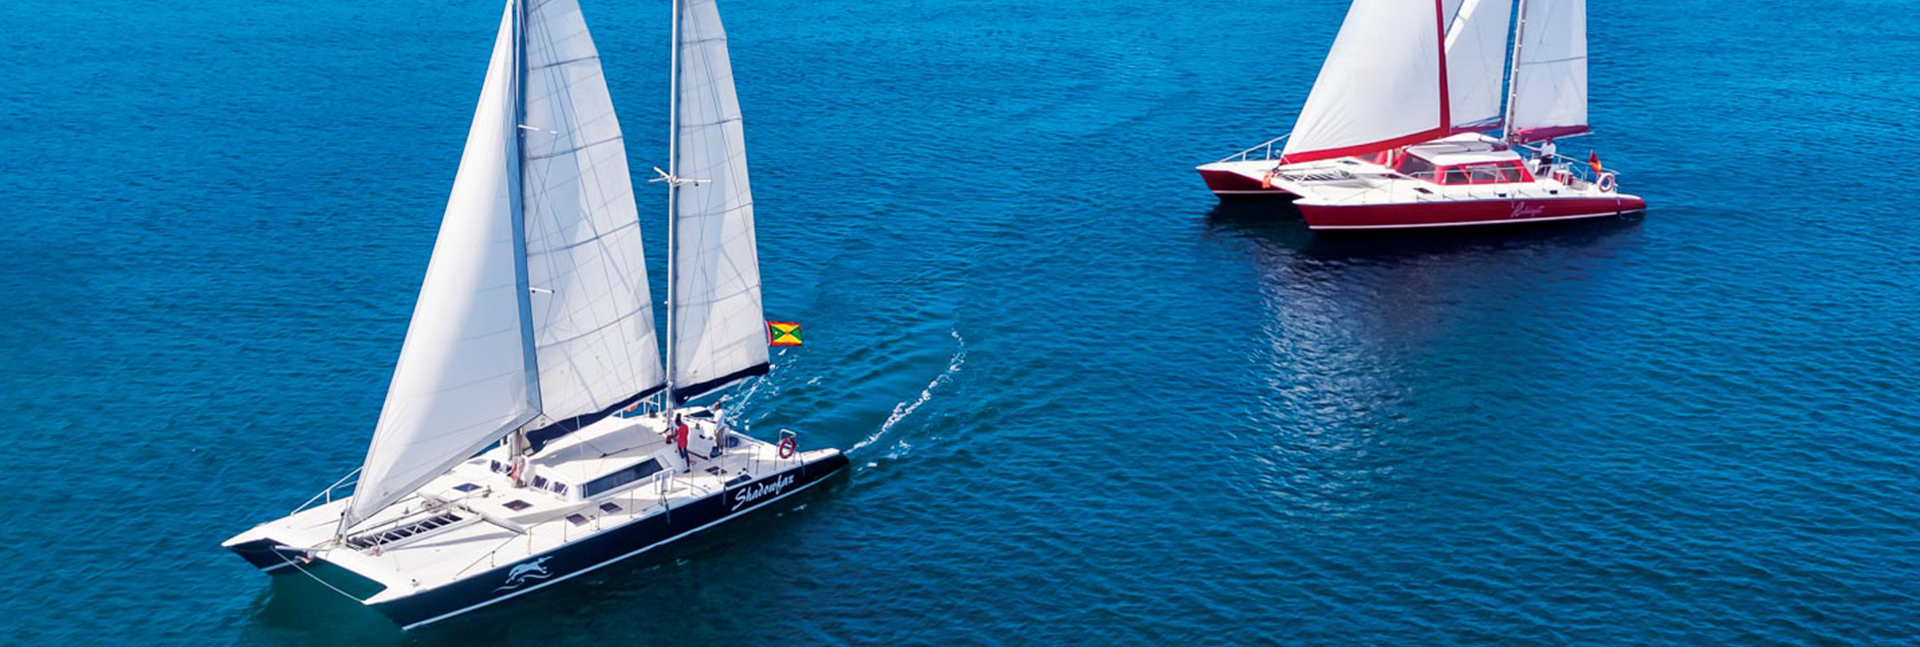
[{"left": 674, "top": 413, "right": 692, "bottom": 473}]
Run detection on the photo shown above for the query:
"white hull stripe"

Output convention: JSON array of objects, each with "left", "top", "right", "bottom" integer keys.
[{"left": 1310, "top": 209, "right": 1643, "bottom": 230}]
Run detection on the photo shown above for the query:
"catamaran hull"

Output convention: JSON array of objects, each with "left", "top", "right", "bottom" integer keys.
[
  {"left": 242, "top": 452, "right": 849, "bottom": 630},
  {"left": 1300, "top": 195, "right": 1647, "bottom": 231},
  {"left": 1195, "top": 161, "right": 1298, "bottom": 199}
]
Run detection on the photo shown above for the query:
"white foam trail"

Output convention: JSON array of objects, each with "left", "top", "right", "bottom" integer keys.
[{"left": 853, "top": 329, "right": 966, "bottom": 454}]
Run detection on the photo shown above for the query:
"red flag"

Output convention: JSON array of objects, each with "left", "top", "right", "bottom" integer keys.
[{"left": 1588, "top": 150, "right": 1602, "bottom": 174}]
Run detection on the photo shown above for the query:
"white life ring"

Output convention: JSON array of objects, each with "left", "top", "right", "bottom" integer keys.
[{"left": 1596, "top": 172, "right": 1617, "bottom": 194}]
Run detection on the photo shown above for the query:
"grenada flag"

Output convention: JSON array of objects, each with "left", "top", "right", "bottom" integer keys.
[{"left": 766, "top": 321, "right": 802, "bottom": 346}]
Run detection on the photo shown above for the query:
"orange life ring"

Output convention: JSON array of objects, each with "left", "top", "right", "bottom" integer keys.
[{"left": 777, "top": 436, "right": 798, "bottom": 459}]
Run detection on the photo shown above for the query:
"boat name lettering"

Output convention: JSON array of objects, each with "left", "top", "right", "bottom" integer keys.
[{"left": 732, "top": 474, "right": 797, "bottom": 511}]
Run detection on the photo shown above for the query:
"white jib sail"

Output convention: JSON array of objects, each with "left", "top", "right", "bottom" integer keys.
[
  {"left": 1506, "top": 0, "right": 1588, "bottom": 142},
  {"left": 521, "top": 0, "right": 666, "bottom": 426},
  {"left": 1282, "top": 0, "right": 1448, "bottom": 163},
  {"left": 1445, "top": 0, "right": 1514, "bottom": 131},
  {"left": 347, "top": 5, "right": 538, "bottom": 530},
  {"left": 669, "top": 0, "right": 769, "bottom": 400}
]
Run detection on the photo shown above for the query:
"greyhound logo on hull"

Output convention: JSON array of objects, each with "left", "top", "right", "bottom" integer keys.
[
  {"left": 731, "top": 473, "right": 798, "bottom": 512},
  {"left": 494, "top": 556, "right": 554, "bottom": 592}
]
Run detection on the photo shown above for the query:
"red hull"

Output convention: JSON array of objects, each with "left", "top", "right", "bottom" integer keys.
[
  {"left": 1299, "top": 195, "right": 1647, "bottom": 230},
  {"left": 1198, "top": 169, "right": 1296, "bottom": 198}
]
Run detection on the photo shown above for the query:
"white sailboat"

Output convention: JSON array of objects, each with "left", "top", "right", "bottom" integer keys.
[
  {"left": 223, "top": 0, "right": 846, "bottom": 629},
  {"left": 1196, "top": 0, "right": 1646, "bottom": 230}
]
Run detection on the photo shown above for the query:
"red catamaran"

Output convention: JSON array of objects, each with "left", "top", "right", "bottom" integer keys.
[{"left": 1196, "top": 0, "right": 1646, "bottom": 230}]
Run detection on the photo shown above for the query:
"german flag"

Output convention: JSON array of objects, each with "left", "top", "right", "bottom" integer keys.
[{"left": 766, "top": 321, "right": 802, "bottom": 346}]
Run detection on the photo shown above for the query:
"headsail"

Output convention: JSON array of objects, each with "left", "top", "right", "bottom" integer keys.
[
  {"left": 1281, "top": 0, "right": 1450, "bottom": 163},
  {"left": 668, "top": 0, "right": 769, "bottom": 402},
  {"left": 346, "top": 5, "right": 538, "bottom": 531},
  {"left": 520, "top": 0, "right": 666, "bottom": 445},
  {"left": 1505, "top": 0, "right": 1588, "bottom": 143},
  {"left": 348, "top": 0, "right": 666, "bottom": 528},
  {"left": 1444, "top": 0, "right": 1515, "bottom": 131}
]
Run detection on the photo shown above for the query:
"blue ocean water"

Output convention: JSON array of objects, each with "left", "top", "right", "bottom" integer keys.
[{"left": 5, "top": 0, "right": 1920, "bottom": 644}]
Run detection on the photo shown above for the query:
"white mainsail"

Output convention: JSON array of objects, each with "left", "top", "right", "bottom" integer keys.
[
  {"left": 346, "top": 6, "right": 538, "bottom": 530},
  {"left": 1444, "top": 0, "right": 1515, "bottom": 131},
  {"left": 668, "top": 0, "right": 769, "bottom": 401},
  {"left": 347, "top": 0, "right": 666, "bottom": 529},
  {"left": 520, "top": 0, "right": 666, "bottom": 435},
  {"left": 1281, "top": 0, "right": 1449, "bottom": 163},
  {"left": 1505, "top": 0, "right": 1588, "bottom": 142}
]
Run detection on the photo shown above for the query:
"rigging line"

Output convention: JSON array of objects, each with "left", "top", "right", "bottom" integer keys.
[
  {"left": 524, "top": 135, "right": 625, "bottom": 161},
  {"left": 531, "top": 55, "right": 600, "bottom": 71},
  {"left": 271, "top": 550, "right": 369, "bottom": 604}
]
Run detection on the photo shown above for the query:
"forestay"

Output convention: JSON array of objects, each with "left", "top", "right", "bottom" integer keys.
[
  {"left": 669, "top": 0, "right": 769, "bottom": 401},
  {"left": 1281, "top": 0, "right": 1449, "bottom": 163},
  {"left": 1506, "top": 0, "right": 1588, "bottom": 142},
  {"left": 346, "top": 6, "right": 539, "bottom": 531}
]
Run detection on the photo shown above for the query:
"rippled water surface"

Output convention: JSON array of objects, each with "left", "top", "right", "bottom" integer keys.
[{"left": 6, "top": 0, "right": 1919, "bottom": 645}]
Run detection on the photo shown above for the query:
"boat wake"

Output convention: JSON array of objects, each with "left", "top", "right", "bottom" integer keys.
[{"left": 853, "top": 329, "right": 966, "bottom": 456}]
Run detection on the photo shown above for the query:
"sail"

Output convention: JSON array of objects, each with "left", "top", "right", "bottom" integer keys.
[
  {"left": 1281, "top": 0, "right": 1449, "bottom": 163},
  {"left": 669, "top": 0, "right": 769, "bottom": 401},
  {"left": 1445, "top": 0, "right": 1514, "bottom": 131},
  {"left": 519, "top": 0, "right": 666, "bottom": 445},
  {"left": 346, "top": 6, "right": 538, "bottom": 531},
  {"left": 1506, "top": 0, "right": 1587, "bottom": 143}
]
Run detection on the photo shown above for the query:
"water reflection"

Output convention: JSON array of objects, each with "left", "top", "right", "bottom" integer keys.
[{"left": 1198, "top": 199, "right": 1647, "bottom": 521}]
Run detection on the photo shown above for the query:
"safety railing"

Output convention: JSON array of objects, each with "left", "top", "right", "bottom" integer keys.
[
  {"left": 1216, "top": 134, "right": 1291, "bottom": 163},
  {"left": 292, "top": 467, "right": 362, "bottom": 515}
]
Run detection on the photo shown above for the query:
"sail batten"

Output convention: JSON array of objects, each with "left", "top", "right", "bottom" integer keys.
[{"left": 669, "top": 0, "right": 769, "bottom": 399}]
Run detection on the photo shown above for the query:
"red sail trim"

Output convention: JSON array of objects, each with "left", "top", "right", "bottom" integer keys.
[
  {"left": 1279, "top": 126, "right": 1451, "bottom": 165},
  {"left": 1434, "top": 0, "right": 1450, "bottom": 133},
  {"left": 1508, "top": 125, "right": 1591, "bottom": 144}
]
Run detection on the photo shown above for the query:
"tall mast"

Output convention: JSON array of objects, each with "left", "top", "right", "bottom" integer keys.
[
  {"left": 663, "top": 0, "right": 682, "bottom": 416},
  {"left": 1501, "top": 0, "right": 1529, "bottom": 142},
  {"left": 506, "top": 0, "right": 541, "bottom": 481}
]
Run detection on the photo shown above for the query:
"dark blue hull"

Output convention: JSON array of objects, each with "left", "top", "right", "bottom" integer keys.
[{"left": 327, "top": 453, "right": 846, "bottom": 629}]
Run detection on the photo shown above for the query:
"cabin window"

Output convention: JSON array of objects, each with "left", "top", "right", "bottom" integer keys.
[
  {"left": 452, "top": 483, "right": 480, "bottom": 493},
  {"left": 503, "top": 499, "right": 533, "bottom": 511},
  {"left": 1468, "top": 165, "right": 1502, "bottom": 184},
  {"left": 566, "top": 513, "right": 590, "bottom": 526},
  {"left": 1396, "top": 155, "right": 1435, "bottom": 179},
  {"left": 1443, "top": 168, "right": 1469, "bottom": 185},
  {"left": 1498, "top": 163, "right": 1526, "bottom": 182},
  {"left": 600, "top": 502, "right": 623, "bottom": 514},
  {"left": 582, "top": 459, "right": 665, "bottom": 498},
  {"left": 532, "top": 475, "right": 549, "bottom": 489}
]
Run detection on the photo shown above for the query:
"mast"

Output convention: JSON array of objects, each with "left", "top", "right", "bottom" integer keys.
[
  {"left": 1501, "top": 0, "right": 1528, "bottom": 142},
  {"left": 506, "top": 0, "right": 541, "bottom": 483},
  {"left": 663, "top": 0, "right": 682, "bottom": 417}
]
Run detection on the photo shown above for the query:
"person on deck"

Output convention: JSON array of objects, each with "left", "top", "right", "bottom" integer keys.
[
  {"left": 1537, "top": 138, "right": 1558, "bottom": 177},
  {"left": 674, "top": 413, "right": 691, "bottom": 472}
]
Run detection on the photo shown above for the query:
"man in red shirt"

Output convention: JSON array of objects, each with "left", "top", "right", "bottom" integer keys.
[{"left": 674, "top": 413, "right": 691, "bottom": 473}]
